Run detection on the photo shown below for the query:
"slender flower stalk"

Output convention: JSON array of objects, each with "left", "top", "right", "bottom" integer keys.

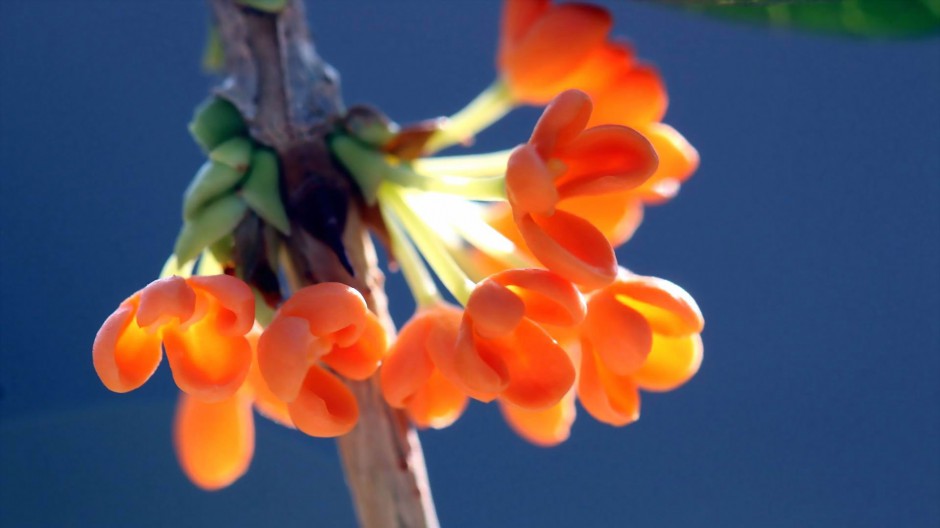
[
  {"left": 378, "top": 183, "right": 476, "bottom": 305},
  {"left": 422, "top": 80, "right": 515, "bottom": 154},
  {"left": 411, "top": 149, "right": 512, "bottom": 178},
  {"left": 333, "top": 135, "right": 507, "bottom": 202},
  {"left": 378, "top": 199, "right": 443, "bottom": 310},
  {"left": 404, "top": 193, "right": 535, "bottom": 270}
]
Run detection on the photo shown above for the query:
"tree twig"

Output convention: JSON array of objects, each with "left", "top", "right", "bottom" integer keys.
[{"left": 206, "top": 1, "right": 439, "bottom": 526}]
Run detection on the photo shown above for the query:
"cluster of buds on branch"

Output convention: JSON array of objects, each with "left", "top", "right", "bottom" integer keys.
[{"left": 93, "top": 0, "right": 704, "bottom": 500}]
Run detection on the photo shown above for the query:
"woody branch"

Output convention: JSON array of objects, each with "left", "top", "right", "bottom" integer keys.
[{"left": 206, "top": 1, "right": 439, "bottom": 526}]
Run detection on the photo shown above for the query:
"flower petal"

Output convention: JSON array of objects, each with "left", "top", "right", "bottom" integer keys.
[
  {"left": 577, "top": 338, "right": 640, "bottom": 426},
  {"left": 188, "top": 275, "right": 255, "bottom": 337},
  {"left": 557, "top": 191, "right": 643, "bottom": 247},
  {"left": 500, "top": 319, "right": 576, "bottom": 410},
  {"left": 608, "top": 275, "right": 704, "bottom": 336},
  {"left": 381, "top": 317, "right": 437, "bottom": 408},
  {"left": 529, "top": 89, "right": 594, "bottom": 156},
  {"left": 163, "top": 319, "right": 252, "bottom": 402},
  {"left": 505, "top": 145, "right": 559, "bottom": 216},
  {"left": 499, "top": 0, "right": 550, "bottom": 57},
  {"left": 484, "top": 203, "right": 531, "bottom": 260},
  {"left": 500, "top": 390, "right": 576, "bottom": 447},
  {"left": 248, "top": 363, "right": 294, "bottom": 428},
  {"left": 554, "top": 125, "right": 658, "bottom": 199},
  {"left": 587, "top": 64, "right": 668, "bottom": 128},
  {"left": 584, "top": 293, "right": 652, "bottom": 376},
  {"left": 632, "top": 123, "right": 699, "bottom": 204},
  {"left": 446, "top": 319, "right": 510, "bottom": 398},
  {"left": 633, "top": 334, "right": 703, "bottom": 392},
  {"left": 502, "top": 5, "right": 612, "bottom": 104},
  {"left": 516, "top": 210, "right": 617, "bottom": 290},
  {"left": 245, "top": 329, "right": 293, "bottom": 428},
  {"left": 278, "top": 283, "right": 370, "bottom": 346},
  {"left": 288, "top": 365, "right": 359, "bottom": 437},
  {"left": 404, "top": 369, "right": 468, "bottom": 430},
  {"left": 465, "top": 280, "right": 525, "bottom": 339},
  {"left": 173, "top": 391, "right": 254, "bottom": 491},
  {"left": 558, "top": 41, "right": 635, "bottom": 95},
  {"left": 136, "top": 276, "right": 196, "bottom": 329},
  {"left": 257, "top": 315, "right": 331, "bottom": 402},
  {"left": 322, "top": 312, "right": 387, "bottom": 381},
  {"left": 489, "top": 268, "right": 586, "bottom": 327},
  {"left": 93, "top": 301, "right": 163, "bottom": 393}
]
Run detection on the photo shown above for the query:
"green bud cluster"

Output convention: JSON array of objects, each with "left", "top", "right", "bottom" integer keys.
[{"left": 174, "top": 97, "right": 290, "bottom": 265}]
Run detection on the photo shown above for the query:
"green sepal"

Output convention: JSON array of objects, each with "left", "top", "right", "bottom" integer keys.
[
  {"left": 208, "top": 234, "right": 235, "bottom": 267},
  {"left": 209, "top": 137, "right": 253, "bottom": 172},
  {"left": 241, "top": 148, "right": 291, "bottom": 235},
  {"left": 329, "top": 134, "right": 384, "bottom": 205},
  {"left": 235, "top": 0, "right": 289, "bottom": 13},
  {"left": 183, "top": 161, "right": 246, "bottom": 221},
  {"left": 174, "top": 195, "right": 248, "bottom": 264},
  {"left": 252, "top": 288, "right": 276, "bottom": 327},
  {"left": 188, "top": 98, "right": 246, "bottom": 153}
]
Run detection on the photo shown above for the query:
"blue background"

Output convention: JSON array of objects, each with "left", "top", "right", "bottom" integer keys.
[{"left": 1, "top": 1, "right": 938, "bottom": 526}]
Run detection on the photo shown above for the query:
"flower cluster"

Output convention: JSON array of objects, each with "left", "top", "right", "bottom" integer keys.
[
  {"left": 354, "top": 0, "right": 705, "bottom": 444},
  {"left": 93, "top": 0, "right": 704, "bottom": 490},
  {"left": 486, "top": 0, "right": 699, "bottom": 250},
  {"left": 94, "top": 274, "right": 384, "bottom": 489}
]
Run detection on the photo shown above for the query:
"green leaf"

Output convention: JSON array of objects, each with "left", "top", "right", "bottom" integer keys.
[
  {"left": 202, "top": 25, "right": 224, "bottom": 73},
  {"left": 188, "top": 97, "right": 246, "bottom": 153},
  {"left": 669, "top": 0, "right": 940, "bottom": 37},
  {"left": 235, "top": 0, "right": 289, "bottom": 13},
  {"left": 174, "top": 195, "right": 248, "bottom": 264},
  {"left": 241, "top": 148, "right": 291, "bottom": 235},
  {"left": 660, "top": 1, "right": 805, "bottom": 4}
]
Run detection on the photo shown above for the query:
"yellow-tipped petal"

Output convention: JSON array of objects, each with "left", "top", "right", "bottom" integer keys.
[
  {"left": 633, "top": 334, "right": 703, "bottom": 392},
  {"left": 163, "top": 319, "right": 252, "bottom": 403},
  {"left": 500, "top": 390, "right": 576, "bottom": 447}
]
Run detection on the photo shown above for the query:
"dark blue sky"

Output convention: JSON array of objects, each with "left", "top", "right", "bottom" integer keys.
[{"left": 2, "top": 1, "right": 938, "bottom": 526}]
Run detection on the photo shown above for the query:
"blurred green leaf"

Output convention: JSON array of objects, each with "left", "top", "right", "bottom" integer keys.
[
  {"left": 659, "top": 0, "right": 940, "bottom": 37},
  {"left": 235, "top": 0, "right": 289, "bottom": 13},
  {"left": 202, "top": 25, "right": 224, "bottom": 73}
]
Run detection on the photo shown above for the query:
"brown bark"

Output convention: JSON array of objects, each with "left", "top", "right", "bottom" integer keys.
[{"left": 207, "top": 1, "right": 439, "bottom": 526}]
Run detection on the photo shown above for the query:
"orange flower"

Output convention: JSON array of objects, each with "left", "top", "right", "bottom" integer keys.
[
  {"left": 257, "top": 283, "right": 387, "bottom": 437},
  {"left": 505, "top": 90, "right": 657, "bottom": 289},
  {"left": 93, "top": 275, "right": 255, "bottom": 402},
  {"left": 173, "top": 327, "right": 294, "bottom": 491},
  {"left": 437, "top": 269, "right": 584, "bottom": 410},
  {"left": 499, "top": 389, "right": 577, "bottom": 447},
  {"left": 174, "top": 388, "right": 255, "bottom": 491},
  {"left": 496, "top": 0, "right": 698, "bottom": 241},
  {"left": 380, "top": 303, "right": 468, "bottom": 429},
  {"left": 498, "top": 0, "right": 613, "bottom": 105},
  {"left": 498, "top": 0, "right": 667, "bottom": 126},
  {"left": 577, "top": 271, "right": 704, "bottom": 426}
]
